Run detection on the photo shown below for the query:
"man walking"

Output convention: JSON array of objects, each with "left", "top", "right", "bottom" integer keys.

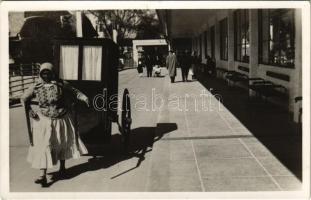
[
  {"left": 145, "top": 54, "right": 153, "bottom": 77},
  {"left": 180, "top": 50, "right": 191, "bottom": 82},
  {"left": 166, "top": 50, "right": 177, "bottom": 83}
]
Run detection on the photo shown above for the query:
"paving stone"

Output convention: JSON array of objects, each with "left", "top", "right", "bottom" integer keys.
[
  {"left": 203, "top": 176, "right": 280, "bottom": 191},
  {"left": 242, "top": 137, "right": 302, "bottom": 159},
  {"left": 193, "top": 142, "right": 251, "bottom": 159},
  {"left": 197, "top": 157, "right": 267, "bottom": 177},
  {"left": 168, "top": 176, "right": 202, "bottom": 192},
  {"left": 257, "top": 156, "right": 300, "bottom": 177},
  {"left": 169, "top": 159, "right": 198, "bottom": 177},
  {"left": 193, "top": 138, "right": 241, "bottom": 146},
  {"left": 273, "top": 176, "right": 302, "bottom": 191}
]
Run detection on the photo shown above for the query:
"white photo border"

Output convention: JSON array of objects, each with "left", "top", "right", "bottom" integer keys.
[{"left": 0, "top": 1, "right": 310, "bottom": 199}]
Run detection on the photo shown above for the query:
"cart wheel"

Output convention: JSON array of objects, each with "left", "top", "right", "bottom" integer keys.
[{"left": 121, "top": 88, "right": 132, "bottom": 150}]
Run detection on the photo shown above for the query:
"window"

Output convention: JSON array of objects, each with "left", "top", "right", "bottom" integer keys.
[
  {"left": 259, "top": 9, "right": 295, "bottom": 68},
  {"left": 234, "top": 10, "right": 250, "bottom": 63},
  {"left": 82, "top": 46, "right": 102, "bottom": 81},
  {"left": 220, "top": 18, "right": 228, "bottom": 60},
  {"left": 59, "top": 45, "right": 79, "bottom": 80},
  {"left": 210, "top": 26, "right": 215, "bottom": 59}
]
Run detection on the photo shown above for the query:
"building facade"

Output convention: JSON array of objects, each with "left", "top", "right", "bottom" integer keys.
[{"left": 157, "top": 9, "right": 302, "bottom": 122}]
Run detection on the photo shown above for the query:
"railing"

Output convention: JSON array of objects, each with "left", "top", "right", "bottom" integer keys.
[{"left": 9, "top": 63, "right": 40, "bottom": 98}]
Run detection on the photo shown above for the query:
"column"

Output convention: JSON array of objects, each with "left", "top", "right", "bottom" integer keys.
[
  {"left": 292, "top": 9, "right": 302, "bottom": 122},
  {"left": 202, "top": 31, "right": 207, "bottom": 64},
  {"left": 133, "top": 43, "right": 138, "bottom": 67},
  {"left": 76, "top": 11, "right": 83, "bottom": 37},
  {"left": 201, "top": 33, "right": 205, "bottom": 73},
  {"left": 228, "top": 10, "right": 235, "bottom": 71},
  {"left": 196, "top": 36, "right": 199, "bottom": 55},
  {"left": 215, "top": 17, "right": 220, "bottom": 67},
  {"left": 249, "top": 9, "right": 259, "bottom": 96}
]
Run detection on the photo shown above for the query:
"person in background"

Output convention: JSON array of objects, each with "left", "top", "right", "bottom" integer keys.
[
  {"left": 137, "top": 57, "right": 144, "bottom": 77},
  {"left": 166, "top": 50, "right": 177, "bottom": 83},
  {"left": 21, "top": 62, "right": 89, "bottom": 187},
  {"left": 184, "top": 50, "right": 192, "bottom": 81},
  {"left": 206, "top": 55, "right": 216, "bottom": 77},
  {"left": 145, "top": 54, "right": 153, "bottom": 77},
  {"left": 179, "top": 51, "right": 186, "bottom": 82},
  {"left": 180, "top": 50, "right": 191, "bottom": 82},
  {"left": 190, "top": 51, "right": 197, "bottom": 80},
  {"left": 153, "top": 65, "right": 161, "bottom": 77}
]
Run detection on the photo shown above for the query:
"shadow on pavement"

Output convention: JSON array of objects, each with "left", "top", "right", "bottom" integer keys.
[
  {"left": 174, "top": 78, "right": 198, "bottom": 83},
  {"left": 153, "top": 75, "right": 166, "bottom": 78},
  {"left": 197, "top": 73, "right": 302, "bottom": 181},
  {"left": 48, "top": 123, "right": 177, "bottom": 186}
]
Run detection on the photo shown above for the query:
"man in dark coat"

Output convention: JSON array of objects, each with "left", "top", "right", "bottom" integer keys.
[
  {"left": 166, "top": 50, "right": 177, "bottom": 83},
  {"left": 145, "top": 54, "right": 153, "bottom": 77},
  {"left": 180, "top": 50, "right": 191, "bottom": 82}
]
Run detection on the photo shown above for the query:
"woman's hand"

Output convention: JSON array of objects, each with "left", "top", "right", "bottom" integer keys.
[{"left": 84, "top": 98, "right": 90, "bottom": 107}]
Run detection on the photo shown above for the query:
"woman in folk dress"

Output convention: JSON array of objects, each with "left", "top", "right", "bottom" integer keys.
[{"left": 21, "top": 62, "right": 89, "bottom": 187}]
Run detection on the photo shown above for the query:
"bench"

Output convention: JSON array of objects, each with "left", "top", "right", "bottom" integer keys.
[
  {"left": 249, "top": 79, "right": 288, "bottom": 103},
  {"left": 216, "top": 67, "right": 228, "bottom": 78},
  {"left": 225, "top": 71, "right": 248, "bottom": 85},
  {"left": 225, "top": 71, "right": 262, "bottom": 88},
  {"left": 237, "top": 65, "right": 250, "bottom": 73}
]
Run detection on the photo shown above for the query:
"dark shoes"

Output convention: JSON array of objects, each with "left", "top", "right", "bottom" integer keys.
[
  {"left": 35, "top": 169, "right": 67, "bottom": 187},
  {"left": 34, "top": 176, "right": 49, "bottom": 188},
  {"left": 56, "top": 169, "right": 68, "bottom": 180}
]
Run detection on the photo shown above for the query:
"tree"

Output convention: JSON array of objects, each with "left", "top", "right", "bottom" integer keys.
[
  {"left": 135, "top": 12, "right": 161, "bottom": 39},
  {"left": 87, "top": 10, "right": 161, "bottom": 42}
]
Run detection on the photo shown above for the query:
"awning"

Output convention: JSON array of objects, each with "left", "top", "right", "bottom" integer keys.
[{"left": 157, "top": 10, "right": 217, "bottom": 39}]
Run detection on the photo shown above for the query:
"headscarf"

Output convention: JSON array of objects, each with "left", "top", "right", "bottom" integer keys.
[
  {"left": 35, "top": 62, "right": 59, "bottom": 89},
  {"left": 38, "top": 62, "right": 56, "bottom": 83}
]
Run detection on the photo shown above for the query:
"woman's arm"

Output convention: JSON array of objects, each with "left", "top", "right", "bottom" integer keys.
[
  {"left": 63, "top": 81, "right": 90, "bottom": 107},
  {"left": 20, "top": 85, "right": 35, "bottom": 105},
  {"left": 20, "top": 85, "right": 39, "bottom": 119}
]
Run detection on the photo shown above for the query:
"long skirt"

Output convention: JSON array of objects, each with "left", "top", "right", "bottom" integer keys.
[{"left": 27, "top": 112, "right": 88, "bottom": 169}]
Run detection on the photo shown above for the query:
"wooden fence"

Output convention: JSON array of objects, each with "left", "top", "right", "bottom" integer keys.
[{"left": 9, "top": 63, "right": 40, "bottom": 98}]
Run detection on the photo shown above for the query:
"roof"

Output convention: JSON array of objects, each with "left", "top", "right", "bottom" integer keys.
[{"left": 19, "top": 12, "right": 98, "bottom": 39}]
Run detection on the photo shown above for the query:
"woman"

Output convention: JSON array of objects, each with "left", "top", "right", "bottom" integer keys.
[{"left": 21, "top": 62, "right": 89, "bottom": 187}]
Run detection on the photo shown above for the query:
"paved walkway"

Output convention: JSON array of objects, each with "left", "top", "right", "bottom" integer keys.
[{"left": 9, "top": 68, "right": 301, "bottom": 192}]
